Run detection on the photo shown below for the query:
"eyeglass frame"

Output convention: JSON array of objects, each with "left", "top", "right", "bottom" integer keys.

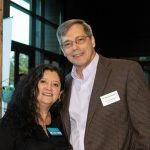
[{"left": 60, "top": 35, "right": 90, "bottom": 50}]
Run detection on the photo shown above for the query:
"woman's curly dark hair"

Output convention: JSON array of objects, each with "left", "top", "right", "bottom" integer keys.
[{"left": 2, "top": 64, "right": 65, "bottom": 137}]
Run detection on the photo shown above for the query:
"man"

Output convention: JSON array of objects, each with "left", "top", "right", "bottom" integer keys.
[{"left": 56, "top": 19, "right": 150, "bottom": 150}]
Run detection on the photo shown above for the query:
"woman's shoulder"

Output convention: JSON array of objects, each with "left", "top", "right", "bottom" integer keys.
[
  {"left": 0, "top": 118, "right": 14, "bottom": 138},
  {"left": 0, "top": 118, "right": 6, "bottom": 128},
  {"left": 0, "top": 118, "right": 20, "bottom": 150},
  {"left": 0, "top": 117, "right": 13, "bottom": 132}
]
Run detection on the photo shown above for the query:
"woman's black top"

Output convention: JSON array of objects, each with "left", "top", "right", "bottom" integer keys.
[{"left": 0, "top": 113, "right": 72, "bottom": 150}]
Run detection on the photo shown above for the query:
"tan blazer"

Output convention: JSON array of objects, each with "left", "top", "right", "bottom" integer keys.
[{"left": 60, "top": 54, "right": 150, "bottom": 150}]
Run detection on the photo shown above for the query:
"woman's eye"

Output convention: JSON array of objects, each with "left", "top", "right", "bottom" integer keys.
[
  {"left": 40, "top": 80, "right": 46, "bottom": 83},
  {"left": 53, "top": 83, "right": 59, "bottom": 87}
]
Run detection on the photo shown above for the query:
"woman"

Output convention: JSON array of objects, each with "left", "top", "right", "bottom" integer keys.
[{"left": 0, "top": 64, "right": 72, "bottom": 150}]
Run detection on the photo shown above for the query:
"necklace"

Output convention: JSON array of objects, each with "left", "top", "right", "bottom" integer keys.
[{"left": 38, "top": 112, "right": 51, "bottom": 136}]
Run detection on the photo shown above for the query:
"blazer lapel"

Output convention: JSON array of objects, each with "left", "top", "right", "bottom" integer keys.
[
  {"left": 86, "top": 55, "right": 112, "bottom": 129},
  {"left": 60, "top": 74, "right": 72, "bottom": 138}
]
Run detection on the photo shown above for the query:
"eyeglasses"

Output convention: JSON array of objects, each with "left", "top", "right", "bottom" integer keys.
[{"left": 61, "top": 35, "right": 89, "bottom": 50}]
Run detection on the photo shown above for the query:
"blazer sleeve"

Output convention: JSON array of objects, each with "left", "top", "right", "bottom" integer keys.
[
  {"left": 127, "top": 62, "right": 150, "bottom": 149},
  {"left": 0, "top": 123, "right": 16, "bottom": 150}
]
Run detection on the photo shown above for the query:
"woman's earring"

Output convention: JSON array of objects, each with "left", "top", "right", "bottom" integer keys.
[{"left": 59, "top": 90, "right": 64, "bottom": 102}]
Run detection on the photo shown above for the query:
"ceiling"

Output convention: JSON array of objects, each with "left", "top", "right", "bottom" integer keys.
[{"left": 63, "top": 0, "right": 150, "bottom": 57}]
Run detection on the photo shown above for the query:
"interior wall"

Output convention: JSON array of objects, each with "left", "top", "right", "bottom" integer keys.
[
  {"left": 0, "top": 0, "right": 4, "bottom": 118},
  {"left": 62, "top": 0, "right": 150, "bottom": 57}
]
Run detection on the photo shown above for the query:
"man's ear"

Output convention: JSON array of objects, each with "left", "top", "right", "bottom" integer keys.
[
  {"left": 61, "top": 48, "right": 66, "bottom": 57},
  {"left": 91, "top": 36, "right": 96, "bottom": 48}
]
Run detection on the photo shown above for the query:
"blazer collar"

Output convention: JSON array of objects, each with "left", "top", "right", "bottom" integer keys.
[{"left": 85, "top": 54, "right": 112, "bottom": 129}]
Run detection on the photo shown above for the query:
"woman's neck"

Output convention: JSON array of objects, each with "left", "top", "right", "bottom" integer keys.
[
  {"left": 39, "top": 111, "right": 51, "bottom": 124},
  {"left": 38, "top": 111, "right": 51, "bottom": 136}
]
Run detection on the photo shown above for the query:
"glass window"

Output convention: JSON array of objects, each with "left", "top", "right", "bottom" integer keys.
[
  {"left": 44, "top": 24, "right": 61, "bottom": 54},
  {"left": 9, "top": 51, "right": 15, "bottom": 86},
  {"left": 19, "top": 53, "right": 29, "bottom": 75},
  {"left": 10, "top": 6, "right": 30, "bottom": 45},
  {"left": 11, "top": 0, "right": 31, "bottom": 10}
]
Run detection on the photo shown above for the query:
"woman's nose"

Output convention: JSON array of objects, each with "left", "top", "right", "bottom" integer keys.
[{"left": 46, "top": 82, "right": 53, "bottom": 90}]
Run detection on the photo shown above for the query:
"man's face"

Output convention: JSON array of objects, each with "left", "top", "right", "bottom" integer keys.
[{"left": 61, "top": 24, "right": 96, "bottom": 71}]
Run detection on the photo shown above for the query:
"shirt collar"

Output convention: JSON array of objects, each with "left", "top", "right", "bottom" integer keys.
[{"left": 71, "top": 53, "right": 99, "bottom": 80}]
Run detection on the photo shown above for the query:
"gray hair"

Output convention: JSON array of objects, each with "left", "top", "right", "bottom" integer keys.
[{"left": 56, "top": 19, "right": 93, "bottom": 45}]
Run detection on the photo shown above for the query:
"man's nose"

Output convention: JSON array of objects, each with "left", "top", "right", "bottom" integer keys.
[{"left": 72, "top": 41, "right": 78, "bottom": 49}]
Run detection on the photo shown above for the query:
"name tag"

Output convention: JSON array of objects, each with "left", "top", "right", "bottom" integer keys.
[
  {"left": 100, "top": 91, "right": 120, "bottom": 106},
  {"left": 47, "top": 127, "right": 63, "bottom": 136}
]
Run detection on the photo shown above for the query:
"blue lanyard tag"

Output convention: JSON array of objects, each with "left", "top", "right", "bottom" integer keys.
[{"left": 47, "top": 127, "right": 63, "bottom": 136}]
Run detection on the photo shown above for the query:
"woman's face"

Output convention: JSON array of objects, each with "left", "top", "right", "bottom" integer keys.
[{"left": 37, "top": 70, "right": 61, "bottom": 107}]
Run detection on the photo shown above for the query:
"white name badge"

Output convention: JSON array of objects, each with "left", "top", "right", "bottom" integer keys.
[{"left": 100, "top": 91, "right": 120, "bottom": 106}]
